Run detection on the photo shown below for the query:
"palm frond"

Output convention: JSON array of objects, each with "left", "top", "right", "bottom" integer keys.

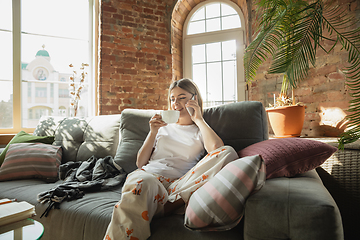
[
  {"left": 322, "top": 4, "right": 360, "bottom": 146},
  {"left": 244, "top": 0, "right": 288, "bottom": 82},
  {"left": 268, "top": 0, "right": 324, "bottom": 87}
]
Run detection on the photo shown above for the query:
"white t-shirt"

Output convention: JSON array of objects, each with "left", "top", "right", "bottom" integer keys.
[{"left": 142, "top": 123, "right": 205, "bottom": 179}]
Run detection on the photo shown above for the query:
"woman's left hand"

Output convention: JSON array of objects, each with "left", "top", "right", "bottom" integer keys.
[
  {"left": 185, "top": 95, "right": 202, "bottom": 122},
  {"left": 186, "top": 95, "right": 224, "bottom": 152}
]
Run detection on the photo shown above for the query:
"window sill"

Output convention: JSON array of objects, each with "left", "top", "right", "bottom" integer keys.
[{"left": 0, "top": 134, "right": 15, "bottom": 146}]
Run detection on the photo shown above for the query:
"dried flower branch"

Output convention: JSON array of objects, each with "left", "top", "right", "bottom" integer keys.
[{"left": 69, "top": 63, "right": 89, "bottom": 117}]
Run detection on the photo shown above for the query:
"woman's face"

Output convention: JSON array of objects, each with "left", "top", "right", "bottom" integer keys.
[{"left": 169, "top": 87, "right": 193, "bottom": 116}]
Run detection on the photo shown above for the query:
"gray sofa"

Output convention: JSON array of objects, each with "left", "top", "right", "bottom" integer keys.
[{"left": 0, "top": 101, "right": 343, "bottom": 240}]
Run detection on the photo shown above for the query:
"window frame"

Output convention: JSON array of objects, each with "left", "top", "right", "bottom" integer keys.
[
  {"left": 183, "top": 0, "right": 247, "bottom": 105},
  {"left": 0, "top": 0, "right": 98, "bottom": 135}
]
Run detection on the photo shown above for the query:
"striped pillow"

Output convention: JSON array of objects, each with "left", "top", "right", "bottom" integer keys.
[
  {"left": 184, "top": 155, "right": 266, "bottom": 231},
  {"left": 0, "top": 143, "right": 62, "bottom": 182}
]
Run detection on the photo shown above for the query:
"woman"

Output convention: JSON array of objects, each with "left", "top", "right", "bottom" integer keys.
[{"left": 104, "top": 79, "right": 238, "bottom": 240}]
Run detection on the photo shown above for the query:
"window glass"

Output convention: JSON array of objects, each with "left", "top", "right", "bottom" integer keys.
[
  {"left": 0, "top": 0, "right": 11, "bottom": 31},
  {"left": 206, "top": 3, "right": 220, "bottom": 18},
  {"left": 185, "top": 1, "right": 244, "bottom": 107},
  {"left": 222, "top": 15, "right": 241, "bottom": 30},
  {"left": 206, "top": 18, "right": 221, "bottom": 32},
  {"left": 59, "top": 106, "right": 66, "bottom": 116},
  {"left": 190, "top": 40, "right": 239, "bottom": 107},
  {"left": 21, "top": 0, "right": 88, "bottom": 40},
  {"left": 191, "top": 40, "right": 237, "bottom": 106},
  {"left": 0, "top": 0, "right": 93, "bottom": 132},
  {"left": 59, "top": 89, "right": 70, "bottom": 98},
  {"left": 206, "top": 42, "right": 221, "bottom": 62},
  {"left": 223, "top": 61, "right": 236, "bottom": 102},
  {"left": 0, "top": 0, "right": 13, "bottom": 128},
  {"left": 35, "top": 87, "right": 47, "bottom": 98},
  {"left": 222, "top": 40, "right": 236, "bottom": 61},
  {"left": 221, "top": 3, "right": 237, "bottom": 16},
  {"left": 207, "top": 62, "right": 222, "bottom": 103},
  {"left": 192, "top": 45, "right": 206, "bottom": 64},
  {"left": 20, "top": 0, "right": 91, "bottom": 128},
  {"left": 188, "top": 2, "right": 240, "bottom": 35},
  {"left": 192, "top": 63, "right": 207, "bottom": 102},
  {"left": 192, "top": 8, "right": 205, "bottom": 21},
  {"left": 188, "top": 21, "right": 205, "bottom": 35}
]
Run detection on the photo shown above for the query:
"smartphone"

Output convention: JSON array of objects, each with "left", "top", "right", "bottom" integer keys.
[{"left": 187, "top": 95, "right": 195, "bottom": 116}]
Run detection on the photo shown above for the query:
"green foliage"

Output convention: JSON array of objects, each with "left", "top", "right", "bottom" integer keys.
[{"left": 244, "top": 0, "right": 360, "bottom": 147}]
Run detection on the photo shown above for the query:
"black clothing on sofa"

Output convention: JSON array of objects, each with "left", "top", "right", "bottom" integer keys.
[{"left": 37, "top": 155, "right": 126, "bottom": 217}]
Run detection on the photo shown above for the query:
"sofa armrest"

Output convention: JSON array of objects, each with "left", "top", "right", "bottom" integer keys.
[{"left": 244, "top": 170, "right": 343, "bottom": 240}]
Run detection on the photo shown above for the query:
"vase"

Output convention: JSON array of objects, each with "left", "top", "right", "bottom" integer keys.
[{"left": 266, "top": 105, "right": 305, "bottom": 138}]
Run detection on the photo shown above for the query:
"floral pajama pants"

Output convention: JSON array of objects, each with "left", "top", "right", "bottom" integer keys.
[{"left": 104, "top": 146, "right": 238, "bottom": 240}]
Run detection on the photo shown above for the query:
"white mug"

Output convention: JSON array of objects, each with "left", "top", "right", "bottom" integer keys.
[{"left": 161, "top": 110, "right": 180, "bottom": 124}]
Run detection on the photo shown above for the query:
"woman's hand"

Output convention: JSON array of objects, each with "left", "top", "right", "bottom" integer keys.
[
  {"left": 149, "top": 114, "right": 167, "bottom": 134},
  {"left": 185, "top": 95, "right": 202, "bottom": 122},
  {"left": 186, "top": 96, "right": 224, "bottom": 152},
  {"left": 137, "top": 113, "right": 167, "bottom": 168}
]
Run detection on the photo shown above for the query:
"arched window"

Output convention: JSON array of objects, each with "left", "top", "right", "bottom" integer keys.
[
  {"left": 183, "top": 0, "right": 246, "bottom": 107},
  {"left": 59, "top": 106, "right": 67, "bottom": 116}
]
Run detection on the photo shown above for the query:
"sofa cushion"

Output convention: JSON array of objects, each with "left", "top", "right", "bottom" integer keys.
[
  {"left": 203, "top": 101, "right": 268, "bottom": 152},
  {"left": 0, "top": 131, "right": 55, "bottom": 166},
  {"left": 238, "top": 138, "right": 338, "bottom": 179},
  {"left": 0, "top": 143, "right": 62, "bottom": 182},
  {"left": 76, "top": 115, "right": 122, "bottom": 163},
  {"left": 184, "top": 155, "right": 266, "bottom": 231},
  {"left": 114, "top": 109, "right": 157, "bottom": 173},
  {"left": 34, "top": 115, "right": 122, "bottom": 164},
  {"left": 33, "top": 116, "right": 66, "bottom": 136},
  {"left": 0, "top": 178, "right": 123, "bottom": 240}
]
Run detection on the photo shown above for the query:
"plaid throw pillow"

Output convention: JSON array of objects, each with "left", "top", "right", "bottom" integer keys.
[
  {"left": 0, "top": 143, "right": 62, "bottom": 182},
  {"left": 184, "top": 155, "right": 266, "bottom": 231}
]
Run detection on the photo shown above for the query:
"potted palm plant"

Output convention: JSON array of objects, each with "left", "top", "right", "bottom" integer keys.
[{"left": 244, "top": 0, "right": 360, "bottom": 145}]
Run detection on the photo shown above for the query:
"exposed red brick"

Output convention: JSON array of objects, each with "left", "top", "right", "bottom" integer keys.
[
  {"left": 102, "top": 5, "right": 117, "bottom": 13},
  {"left": 328, "top": 72, "right": 346, "bottom": 81}
]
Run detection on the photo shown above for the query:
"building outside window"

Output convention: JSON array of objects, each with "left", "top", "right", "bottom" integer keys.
[
  {"left": 28, "top": 109, "right": 33, "bottom": 120},
  {"left": 0, "top": 0, "right": 97, "bottom": 133},
  {"left": 183, "top": 0, "right": 246, "bottom": 108},
  {"left": 58, "top": 106, "right": 66, "bottom": 117},
  {"left": 59, "top": 89, "right": 70, "bottom": 98},
  {"left": 35, "top": 87, "right": 47, "bottom": 98}
]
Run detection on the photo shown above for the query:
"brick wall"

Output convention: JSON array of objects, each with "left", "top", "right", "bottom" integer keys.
[
  {"left": 247, "top": 0, "right": 360, "bottom": 137},
  {"left": 99, "top": 0, "right": 176, "bottom": 114}
]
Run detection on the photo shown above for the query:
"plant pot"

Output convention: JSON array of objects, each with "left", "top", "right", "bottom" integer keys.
[{"left": 266, "top": 105, "right": 305, "bottom": 138}]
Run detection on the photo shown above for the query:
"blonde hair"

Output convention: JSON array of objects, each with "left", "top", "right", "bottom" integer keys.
[{"left": 168, "top": 78, "right": 203, "bottom": 114}]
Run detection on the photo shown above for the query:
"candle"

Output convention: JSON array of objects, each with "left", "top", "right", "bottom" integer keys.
[{"left": 274, "top": 94, "right": 276, "bottom": 107}]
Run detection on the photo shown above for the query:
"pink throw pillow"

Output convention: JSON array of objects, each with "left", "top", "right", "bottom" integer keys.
[{"left": 238, "top": 138, "right": 337, "bottom": 179}]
